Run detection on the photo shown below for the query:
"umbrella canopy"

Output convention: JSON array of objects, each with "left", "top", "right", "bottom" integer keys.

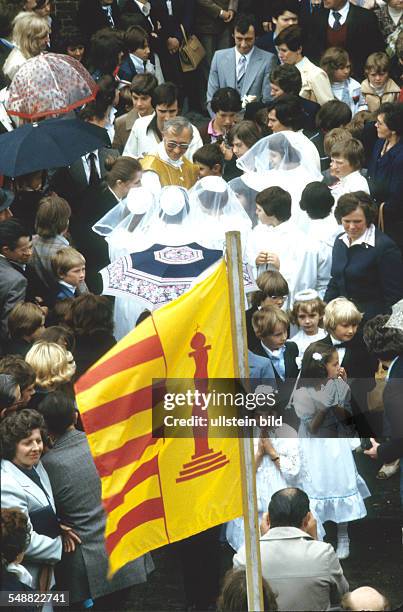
[
  {"left": 0, "top": 118, "right": 111, "bottom": 177},
  {"left": 100, "top": 243, "right": 223, "bottom": 309},
  {"left": 6, "top": 54, "right": 97, "bottom": 120},
  {"left": 385, "top": 299, "right": 403, "bottom": 332}
]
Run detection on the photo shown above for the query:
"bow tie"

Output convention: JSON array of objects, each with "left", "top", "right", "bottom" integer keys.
[{"left": 333, "top": 341, "right": 350, "bottom": 349}]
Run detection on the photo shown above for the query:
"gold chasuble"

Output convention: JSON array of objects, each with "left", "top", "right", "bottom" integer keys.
[{"left": 141, "top": 154, "right": 199, "bottom": 189}]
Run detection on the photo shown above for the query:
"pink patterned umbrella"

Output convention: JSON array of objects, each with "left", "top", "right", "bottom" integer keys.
[{"left": 6, "top": 53, "right": 97, "bottom": 120}]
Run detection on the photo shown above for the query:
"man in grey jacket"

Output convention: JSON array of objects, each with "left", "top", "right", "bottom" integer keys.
[
  {"left": 234, "top": 487, "right": 349, "bottom": 611},
  {"left": 39, "top": 392, "right": 154, "bottom": 609}
]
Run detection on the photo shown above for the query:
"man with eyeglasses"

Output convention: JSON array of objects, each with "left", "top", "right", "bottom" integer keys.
[
  {"left": 123, "top": 82, "right": 203, "bottom": 160},
  {"left": 140, "top": 116, "right": 199, "bottom": 189}
]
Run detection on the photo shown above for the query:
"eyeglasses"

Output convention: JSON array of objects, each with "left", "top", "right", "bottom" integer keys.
[{"left": 165, "top": 140, "right": 190, "bottom": 151}]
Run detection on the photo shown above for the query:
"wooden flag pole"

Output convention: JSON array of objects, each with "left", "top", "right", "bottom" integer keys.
[{"left": 225, "top": 231, "right": 264, "bottom": 612}]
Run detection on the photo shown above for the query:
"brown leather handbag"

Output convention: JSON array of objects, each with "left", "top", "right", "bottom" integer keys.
[{"left": 179, "top": 25, "right": 206, "bottom": 72}]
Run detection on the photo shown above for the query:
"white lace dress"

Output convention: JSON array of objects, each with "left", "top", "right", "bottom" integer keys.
[
  {"left": 226, "top": 423, "right": 324, "bottom": 551},
  {"left": 294, "top": 380, "right": 370, "bottom": 524}
]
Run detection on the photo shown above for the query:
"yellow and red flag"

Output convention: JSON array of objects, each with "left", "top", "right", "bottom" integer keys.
[{"left": 75, "top": 260, "right": 242, "bottom": 575}]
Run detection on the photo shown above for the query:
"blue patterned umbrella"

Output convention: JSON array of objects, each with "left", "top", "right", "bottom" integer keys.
[{"left": 100, "top": 243, "right": 223, "bottom": 309}]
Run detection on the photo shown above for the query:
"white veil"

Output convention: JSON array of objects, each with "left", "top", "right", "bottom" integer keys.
[
  {"left": 230, "top": 131, "right": 323, "bottom": 230},
  {"left": 189, "top": 176, "right": 252, "bottom": 252}
]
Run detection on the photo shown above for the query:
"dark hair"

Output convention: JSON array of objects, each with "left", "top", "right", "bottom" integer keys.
[
  {"left": 210, "top": 87, "right": 242, "bottom": 114},
  {"left": 124, "top": 25, "right": 148, "bottom": 53},
  {"left": 66, "top": 294, "right": 114, "bottom": 337},
  {"left": 104, "top": 155, "right": 141, "bottom": 186},
  {"left": 0, "top": 356, "right": 36, "bottom": 391},
  {"left": 217, "top": 569, "right": 278, "bottom": 612},
  {"left": 299, "top": 342, "right": 337, "bottom": 383},
  {"left": 268, "top": 94, "right": 303, "bottom": 131},
  {"left": 0, "top": 219, "right": 30, "bottom": 252},
  {"left": 316, "top": 100, "right": 352, "bottom": 132},
  {"left": 49, "top": 299, "right": 74, "bottom": 326},
  {"left": 363, "top": 314, "right": 403, "bottom": 360},
  {"left": 35, "top": 194, "right": 71, "bottom": 238},
  {"left": 0, "top": 408, "right": 45, "bottom": 460},
  {"left": 0, "top": 374, "right": 19, "bottom": 412},
  {"left": 89, "top": 28, "right": 124, "bottom": 77},
  {"left": 130, "top": 72, "right": 158, "bottom": 96},
  {"left": 334, "top": 191, "right": 378, "bottom": 226},
  {"left": 256, "top": 186, "right": 292, "bottom": 222},
  {"left": 269, "top": 132, "right": 301, "bottom": 163},
  {"left": 233, "top": 14, "right": 256, "bottom": 34},
  {"left": 41, "top": 325, "right": 75, "bottom": 353},
  {"left": 270, "top": 64, "right": 302, "bottom": 95},
  {"left": 268, "top": 488, "right": 310, "bottom": 528},
  {"left": 378, "top": 102, "right": 403, "bottom": 137},
  {"left": 78, "top": 97, "right": 110, "bottom": 122},
  {"left": 193, "top": 143, "right": 225, "bottom": 170},
  {"left": 251, "top": 270, "right": 289, "bottom": 307},
  {"left": 300, "top": 182, "right": 334, "bottom": 219},
  {"left": 37, "top": 391, "right": 76, "bottom": 436},
  {"left": 271, "top": 0, "right": 300, "bottom": 19},
  {"left": 151, "top": 82, "right": 178, "bottom": 109},
  {"left": 96, "top": 73, "right": 119, "bottom": 107},
  {"left": 229, "top": 120, "right": 261, "bottom": 149},
  {"left": 61, "top": 27, "right": 85, "bottom": 52},
  {"left": 1, "top": 508, "right": 30, "bottom": 566},
  {"left": 275, "top": 25, "right": 303, "bottom": 52}
]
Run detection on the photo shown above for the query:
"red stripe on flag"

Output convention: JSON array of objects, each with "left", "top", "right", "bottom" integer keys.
[
  {"left": 94, "top": 433, "right": 159, "bottom": 478},
  {"left": 105, "top": 497, "right": 165, "bottom": 555},
  {"left": 103, "top": 455, "right": 160, "bottom": 513},
  {"left": 75, "top": 335, "right": 164, "bottom": 393},
  {"left": 82, "top": 382, "right": 167, "bottom": 435}
]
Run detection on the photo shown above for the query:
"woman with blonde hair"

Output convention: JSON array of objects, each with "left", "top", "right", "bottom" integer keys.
[
  {"left": 3, "top": 12, "right": 50, "bottom": 80},
  {"left": 25, "top": 341, "right": 76, "bottom": 408}
]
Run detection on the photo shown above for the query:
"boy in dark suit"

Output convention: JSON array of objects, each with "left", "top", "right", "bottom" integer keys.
[
  {"left": 308, "top": 297, "right": 378, "bottom": 436},
  {"left": 51, "top": 248, "right": 87, "bottom": 302},
  {"left": 251, "top": 306, "right": 298, "bottom": 423}
]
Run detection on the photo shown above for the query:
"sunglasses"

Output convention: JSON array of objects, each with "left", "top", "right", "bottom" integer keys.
[{"left": 165, "top": 140, "right": 190, "bottom": 151}]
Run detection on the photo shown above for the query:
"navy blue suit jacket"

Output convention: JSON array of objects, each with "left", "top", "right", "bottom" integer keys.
[
  {"left": 325, "top": 229, "right": 403, "bottom": 321},
  {"left": 368, "top": 139, "right": 403, "bottom": 249},
  {"left": 378, "top": 355, "right": 403, "bottom": 463}
]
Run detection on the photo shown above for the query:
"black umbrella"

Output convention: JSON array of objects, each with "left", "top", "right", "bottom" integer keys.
[{"left": 0, "top": 117, "right": 111, "bottom": 177}]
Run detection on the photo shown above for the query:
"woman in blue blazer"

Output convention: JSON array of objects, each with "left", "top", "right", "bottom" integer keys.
[
  {"left": 367, "top": 102, "right": 403, "bottom": 254},
  {"left": 325, "top": 191, "right": 403, "bottom": 322}
]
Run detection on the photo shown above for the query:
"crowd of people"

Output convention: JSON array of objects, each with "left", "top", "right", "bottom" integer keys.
[{"left": 0, "top": 0, "right": 403, "bottom": 610}]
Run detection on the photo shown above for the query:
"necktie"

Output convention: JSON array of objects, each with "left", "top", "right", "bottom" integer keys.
[
  {"left": 88, "top": 152, "right": 100, "bottom": 186},
  {"left": 334, "top": 341, "right": 350, "bottom": 349},
  {"left": 332, "top": 11, "right": 342, "bottom": 31},
  {"left": 237, "top": 55, "right": 247, "bottom": 85},
  {"left": 102, "top": 5, "right": 115, "bottom": 28},
  {"left": 341, "top": 82, "right": 350, "bottom": 105}
]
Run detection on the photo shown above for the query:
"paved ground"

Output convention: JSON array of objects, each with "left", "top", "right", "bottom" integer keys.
[{"left": 113, "top": 451, "right": 403, "bottom": 611}]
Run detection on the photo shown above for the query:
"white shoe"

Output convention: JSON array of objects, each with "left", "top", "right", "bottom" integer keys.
[{"left": 336, "top": 538, "right": 350, "bottom": 560}]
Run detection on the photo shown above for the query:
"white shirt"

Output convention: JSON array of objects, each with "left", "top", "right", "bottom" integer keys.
[
  {"left": 123, "top": 113, "right": 203, "bottom": 162},
  {"left": 81, "top": 150, "right": 101, "bottom": 183},
  {"left": 330, "top": 334, "right": 347, "bottom": 364},
  {"left": 339, "top": 222, "right": 376, "bottom": 248},
  {"left": 247, "top": 220, "right": 330, "bottom": 307},
  {"left": 330, "top": 170, "right": 370, "bottom": 205},
  {"left": 129, "top": 53, "right": 155, "bottom": 75},
  {"left": 291, "top": 328, "right": 327, "bottom": 368},
  {"left": 328, "top": 1, "right": 350, "bottom": 27}
]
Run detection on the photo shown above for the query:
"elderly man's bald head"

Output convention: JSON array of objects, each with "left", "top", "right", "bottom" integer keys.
[{"left": 341, "top": 586, "right": 390, "bottom": 611}]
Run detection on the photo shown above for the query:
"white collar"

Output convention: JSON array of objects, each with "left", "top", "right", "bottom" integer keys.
[
  {"left": 129, "top": 53, "right": 147, "bottom": 71},
  {"left": 339, "top": 223, "right": 376, "bottom": 248},
  {"left": 333, "top": 2, "right": 349, "bottom": 19},
  {"left": 156, "top": 140, "right": 184, "bottom": 167},
  {"left": 386, "top": 355, "right": 399, "bottom": 381},
  {"left": 59, "top": 280, "right": 76, "bottom": 292},
  {"left": 134, "top": 0, "right": 151, "bottom": 16},
  {"left": 107, "top": 185, "right": 121, "bottom": 202},
  {"left": 235, "top": 46, "right": 254, "bottom": 64}
]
